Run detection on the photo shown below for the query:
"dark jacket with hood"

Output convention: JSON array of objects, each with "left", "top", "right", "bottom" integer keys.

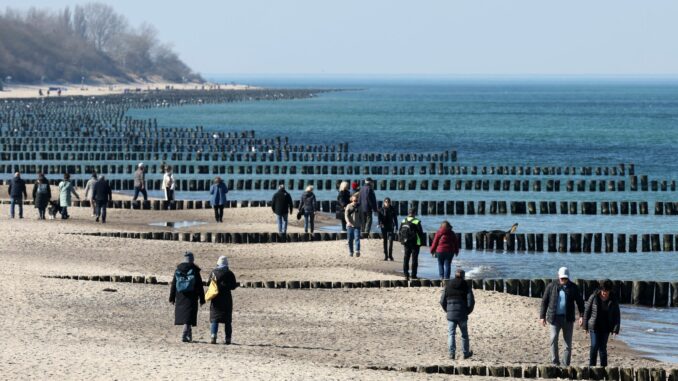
[
  {"left": 9, "top": 177, "right": 27, "bottom": 199},
  {"left": 92, "top": 179, "right": 112, "bottom": 202},
  {"left": 169, "top": 262, "right": 205, "bottom": 326},
  {"left": 272, "top": 189, "right": 294, "bottom": 216},
  {"left": 430, "top": 227, "right": 459, "bottom": 255},
  {"left": 584, "top": 290, "right": 621, "bottom": 334},
  {"left": 440, "top": 277, "right": 475, "bottom": 321},
  {"left": 540, "top": 280, "right": 585, "bottom": 324},
  {"left": 377, "top": 205, "right": 398, "bottom": 231},
  {"left": 300, "top": 191, "right": 317, "bottom": 213},
  {"left": 208, "top": 267, "right": 239, "bottom": 323},
  {"left": 358, "top": 185, "right": 378, "bottom": 213}
]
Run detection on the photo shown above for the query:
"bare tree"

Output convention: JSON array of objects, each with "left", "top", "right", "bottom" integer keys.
[{"left": 81, "top": 2, "right": 128, "bottom": 52}]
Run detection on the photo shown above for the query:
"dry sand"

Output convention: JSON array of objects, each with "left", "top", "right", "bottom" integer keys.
[
  {"left": 0, "top": 82, "right": 255, "bottom": 99},
  {"left": 0, "top": 204, "right": 669, "bottom": 379}
]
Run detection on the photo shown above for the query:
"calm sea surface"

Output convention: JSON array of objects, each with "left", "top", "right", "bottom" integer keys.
[{"left": 128, "top": 77, "right": 678, "bottom": 363}]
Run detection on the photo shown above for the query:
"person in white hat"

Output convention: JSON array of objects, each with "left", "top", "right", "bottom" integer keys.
[
  {"left": 539, "top": 266, "right": 585, "bottom": 366},
  {"left": 207, "top": 255, "right": 238, "bottom": 345}
]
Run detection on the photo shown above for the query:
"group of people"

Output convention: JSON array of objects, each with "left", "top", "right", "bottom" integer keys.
[
  {"left": 6, "top": 171, "right": 107, "bottom": 221},
  {"left": 441, "top": 266, "right": 621, "bottom": 366}
]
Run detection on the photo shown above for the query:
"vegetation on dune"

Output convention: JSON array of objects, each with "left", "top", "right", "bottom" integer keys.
[{"left": 0, "top": 3, "right": 203, "bottom": 84}]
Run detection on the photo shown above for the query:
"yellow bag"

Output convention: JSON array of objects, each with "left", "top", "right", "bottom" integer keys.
[{"left": 205, "top": 276, "right": 219, "bottom": 301}]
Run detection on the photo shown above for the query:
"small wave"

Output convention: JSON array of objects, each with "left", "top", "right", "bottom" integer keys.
[{"left": 465, "top": 265, "right": 498, "bottom": 279}]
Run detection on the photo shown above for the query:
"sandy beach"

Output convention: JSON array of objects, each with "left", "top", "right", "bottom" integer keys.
[
  {"left": 0, "top": 82, "right": 256, "bottom": 99},
  {"left": 0, "top": 202, "right": 669, "bottom": 380}
]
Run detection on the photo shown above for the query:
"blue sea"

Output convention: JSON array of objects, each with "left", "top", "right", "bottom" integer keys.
[{"left": 128, "top": 76, "right": 678, "bottom": 363}]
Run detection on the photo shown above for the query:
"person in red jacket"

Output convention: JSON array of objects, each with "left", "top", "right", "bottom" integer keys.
[{"left": 430, "top": 221, "right": 459, "bottom": 279}]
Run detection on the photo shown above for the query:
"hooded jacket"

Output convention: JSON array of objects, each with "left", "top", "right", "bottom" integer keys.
[
  {"left": 440, "top": 277, "right": 475, "bottom": 321},
  {"left": 430, "top": 227, "right": 459, "bottom": 255},
  {"left": 272, "top": 189, "right": 294, "bottom": 216},
  {"left": 584, "top": 290, "right": 621, "bottom": 334}
]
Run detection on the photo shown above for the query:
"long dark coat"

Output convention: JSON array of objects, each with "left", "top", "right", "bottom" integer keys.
[
  {"left": 209, "top": 268, "right": 238, "bottom": 323},
  {"left": 32, "top": 182, "right": 51, "bottom": 209},
  {"left": 169, "top": 262, "right": 205, "bottom": 326}
]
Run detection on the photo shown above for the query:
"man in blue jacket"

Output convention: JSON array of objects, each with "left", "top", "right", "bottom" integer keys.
[{"left": 8, "top": 172, "right": 27, "bottom": 219}]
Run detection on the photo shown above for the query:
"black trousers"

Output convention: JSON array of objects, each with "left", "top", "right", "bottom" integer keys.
[
  {"left": 403, "top": 245, "right": 420, "bottom": 278},
  {"left": 362, "top": 211, "right": 373, "bottom": 233},
  {"left": 95, "top": 200, "right": 108, "bottom": 222},
  {"left": 381, "top": 228, "right": 394, "bottom": 259},
  {"left": 213, "top": 205, "right": 224, "bottom": 222}
]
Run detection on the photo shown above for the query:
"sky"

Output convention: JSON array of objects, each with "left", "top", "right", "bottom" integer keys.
[{"left": 3, "top": 0, "right": 678, "bottom": 76}]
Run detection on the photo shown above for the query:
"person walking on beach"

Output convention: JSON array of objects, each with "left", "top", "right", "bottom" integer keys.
[
  {"left": 169, "top": 252, "right": 205, "bottom": 343},
  {"left": 399, "top": 208, "right": 424, "bottom": 280},
  {"left": 358, "top": 177, "right": 378, "bottom": 233},
  {"left": 8, "top": 171, "right": 27, "bottom": 219},
  {"left": 345, "top": 194, "right": 364, "bottom": 257},
  {"left": 210, "top": 176, "right": 228, "bottom": 223},
  {"left": 440, "top": 268, "right": 475, "bottom": 360},
  {"left": 584, "top": 279, "right": 621, "bottom": 367},
  {"left": 271, "top": 184, "right": 294, "bottom": 234},
  {"left": 336, "top": 181, "right": 351, "bottom": 232},
  {"left": 377, "top": 197, "right": 398, "bottom": 261},
  {"left": 57, "top": 173, "right": 80, "bottom": 220},
  {"left": 539, "top": 267, "right": 585, "bottom": 366},
  {"left": 430, "top": 221, "right": 459, "bottom": 279},
  {"left": 162, "top": 166, "right": 175, "bottom": 210},
  {"left": 208, "top": 256, "right": 238, "bottom": 345},
  {"left": 32, "top": 174, "right": 51, "bottom": 220},
  {"left": 300, "top": 185, "right": 317, "bottom": 233},
  {"left": 132, "top": 163, "right": 147, "bottom": 201},
  {"left": 83, "top": 172, "right": 98, "bottom": 217},
  {"left": 92, "top": 175, "right": 112, "bottom": 223}
]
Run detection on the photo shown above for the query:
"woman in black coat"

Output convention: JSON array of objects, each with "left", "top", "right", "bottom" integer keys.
[
  {"left": 209, "top": 256, "right": 238, "bottom": 344},
  {"left": 336, "top": 181, "right": 350, "bottom": 231},
  {"left": 584, "top": 279, "right": 621, "bottom": 367},
  {"left": 169, "top": 252, "right": 205, "bottom": 343},
  {"left": 32, "top": 174, "right": 51, "bottom": 220}
]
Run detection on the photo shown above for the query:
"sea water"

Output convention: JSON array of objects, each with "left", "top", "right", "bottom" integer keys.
[{"left": 127, "top": 77, "right": 678, "bottom": 362}]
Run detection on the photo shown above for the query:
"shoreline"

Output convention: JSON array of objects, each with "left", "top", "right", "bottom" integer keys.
[{"left": 0, "top": 82, "right": 258, "bottom": 99}]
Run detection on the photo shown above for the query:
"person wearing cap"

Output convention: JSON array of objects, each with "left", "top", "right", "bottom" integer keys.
[
  {"left": 350, "top": 181, "right": 359, "bottom": 196},
  {"left": 539, "top": 266, "right": 585, "bottom": 366},
  {"left": 169, "top": 252, "right": 205, "bottom": 343},
  {"left": 440, "top": 268, "right": 475, "bottom": 360},
  {"left": 584, "top": 279, "right": 621, "bottom": 366},
  {"left": 133, "top": 163, "right": 147, "bottom": 201},
  {"left": 208, "top": 256, "right": 239, "bottom": 345},
  {"left": 400, "top": 208, "right": 424, "bottom": 280},
  {"left": 271, "top": 184, "right": 294, "bottom": 234},
  {"left": 358, "top": 177, "right": 378, "bottom": 233}
]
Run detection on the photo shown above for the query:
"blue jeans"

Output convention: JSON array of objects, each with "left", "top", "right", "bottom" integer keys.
[
  {"left": 133, "top": 187, "right": 147, "bottom": 201},
  {"left": 590, "top": 330, "right": 610, "bottom": 366},
  {"left": 347, "top": 226, "right": 361, "bottom": 255},
  {"left": 10, "top": 197, "right": 23, "bottom": 218},
  {"left": 437, "top": 252, "right": 454, "bottom": 279},
  {"left": 550, "top": 315, "right": 574, "bottom": 366},
  {"left": 303, "top": 211, "right": 315, "bottom": 233},
  {"left": 210, "top": 321, "right": 232, "bottom": 340},
  {"left": 448, "top": 320, "right": 470, "bottom": 356},
  {"left": 276, "top": 214, "right": 288, "bottom": 234}
]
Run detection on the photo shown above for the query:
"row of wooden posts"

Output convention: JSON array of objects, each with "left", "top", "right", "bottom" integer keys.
[{"left": 45, "top": 273, "right": 677, "bottom": 308}]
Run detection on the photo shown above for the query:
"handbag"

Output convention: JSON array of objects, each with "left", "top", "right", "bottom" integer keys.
[{"left": 205, "top": 275, "right": 219, "bottom": 301}]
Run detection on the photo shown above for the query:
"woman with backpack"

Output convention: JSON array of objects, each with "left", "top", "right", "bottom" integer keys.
[
  {"left": 207, "top": 256, "right": 239, "bottom": 345},
  {"left": 57, "top": 173, "right": 80, "bottom": 219},
  {"left": 300, "top": 185, "right": 317, "bottom": 233},
  {"left": 169, "top": 252, "right": 206, "bottom": 343},
  {"left": 430, "top": 221, "right": 459, "bottom": 279},
  {"left": 32, "top": 174, "right": 51, "bottom": 220}
]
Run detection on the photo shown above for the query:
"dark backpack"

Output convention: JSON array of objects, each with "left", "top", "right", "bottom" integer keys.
[
  {"left": 37, "top": 183, "right": 49, "bottom": 195},
  {"left": 175, "top": 268, "right": 195, "bottom": 293},
  {"left": 399, "top": 220, "right": 418, "bottom": 246}
]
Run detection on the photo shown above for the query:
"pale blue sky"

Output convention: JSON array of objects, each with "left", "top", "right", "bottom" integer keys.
[{"left": 4, "top": 0, "right": 678, "bottom": 76}]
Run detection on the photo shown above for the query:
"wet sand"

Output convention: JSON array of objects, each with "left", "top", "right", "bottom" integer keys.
[{"left": 0, "top": 204, "right": 668, "bottom": 379}]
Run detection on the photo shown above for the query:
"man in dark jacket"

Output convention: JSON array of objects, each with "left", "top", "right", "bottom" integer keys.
[
  {"left": 8, "top": 171, "right": 27, "bottom": 218},
  {"left": 271, "top": 184, "right": 294, "bottom": 234},
  {"left": 540, "top": 267, "right": 585, "bottom": 366},
  {"left": 440, "top": 268, "right": 474, "bottom": 360},
  {"left": 377, "top": 197, "right": 398, "bottom": 261},
  {"left": 358, "top": 177, "right": 378, "bottom": 233},
  {"left": 169, "top": 252, "right": 205, "bottom": 343},
  {"left": 400, "top": 208, "right": 424, "bottom": 280},
  {"left": 132, "top": 163, "right": 147, "bottom": 201},
  {"left": 92, "top": 175, "right": 112, "bottom": 223}
]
